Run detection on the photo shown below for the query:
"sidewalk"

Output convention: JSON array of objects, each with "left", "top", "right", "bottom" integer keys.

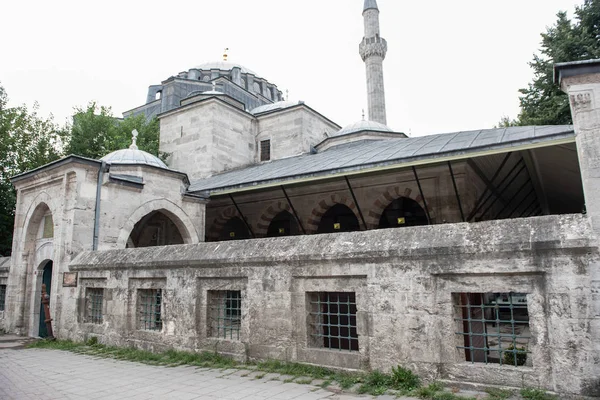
[
  {"left": 0, "top": 335, "right": 390, "bottom": 400},
  {"left": 0, "top": 335, "right": 490, "bottom": 400}
]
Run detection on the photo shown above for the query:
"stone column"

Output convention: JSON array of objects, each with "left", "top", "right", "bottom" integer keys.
[
  {"left": 247, "top": 74, "right": 255, "bottom": 94},
  {"left": 556, "top": 59, "right": 600, "bottom": 396},
  {"left": 556, "top": 60, "right": 600, "bottom": 234},
  {"left": 231, "top": 67, "right": 242, "bottom": 86}
]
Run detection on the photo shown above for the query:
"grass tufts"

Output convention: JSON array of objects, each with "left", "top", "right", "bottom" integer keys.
[
  {"left": 520, "top": 388, "right": 558, "bottom": 400},
  {"left": 390, "top": 365, "right": 420, "bottom": 391},
  {"left": 485, "top": 387, "right": 514, "bottom": 400},
  {"left": 29, "top": 340, "right": 450, "bottom": 397}
]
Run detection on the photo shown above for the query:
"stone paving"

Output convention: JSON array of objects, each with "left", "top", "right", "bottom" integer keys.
[
  {"left": 0, "top": 335, "right": 392, "bottom": 400},
  {"left": 0, "top": 335, "right": 493, "bottom": 400}
]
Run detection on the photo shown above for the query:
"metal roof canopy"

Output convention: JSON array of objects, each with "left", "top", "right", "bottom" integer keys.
[{"left": 189, "top": 125, "right": 575, "bottom": 196}]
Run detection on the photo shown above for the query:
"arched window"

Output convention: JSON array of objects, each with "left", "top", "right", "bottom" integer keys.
[
  {"left": 317, "top": 204, "right": 360, "bottom": 234},
  {"left": 267, "top": 211, "right": 300, "bottom": 237},
  {"left": 220, "top": 217, "right": 251, "bottom": 241},
  {"left": 127, "top": 211, "right": 185, "bottom": 248},
  {"left": 378, "top": 197, "right": 428, "bottom": 229}
]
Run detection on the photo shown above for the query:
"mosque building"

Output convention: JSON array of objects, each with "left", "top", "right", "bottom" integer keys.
[{"left": 1, "top": 1, "right": 599, "bottom": 397}]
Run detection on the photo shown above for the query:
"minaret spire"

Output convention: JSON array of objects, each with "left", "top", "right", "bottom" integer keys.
[{"left": 359, "top": 0, "right": 388, "bottom": 125}]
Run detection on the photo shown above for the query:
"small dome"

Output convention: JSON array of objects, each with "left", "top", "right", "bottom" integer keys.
[
  {"left": 251, "top": 101, "right": 298, "bottom": 115},
  {"left": 101, "top": 149, "right": 167, "bottom": 169},
  {"left": 334, "top": 120, "right": 393, "bottom": 137},
  {"left": 194, "top": 61, "right": 258, "bottom": 76}
]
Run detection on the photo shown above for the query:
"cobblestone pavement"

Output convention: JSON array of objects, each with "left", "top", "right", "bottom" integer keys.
[{"left": 0, "top": 336, "right": 396, "bottom": 400}]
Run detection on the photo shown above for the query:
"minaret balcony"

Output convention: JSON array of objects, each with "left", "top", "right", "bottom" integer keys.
[{"left": 359, "top": 36, "right": 387, "bottom": 61}]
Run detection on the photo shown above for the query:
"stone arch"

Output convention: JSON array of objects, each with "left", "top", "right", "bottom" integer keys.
[
  {"left": 21, "top": 195, "right": 59, "bottom": 337},
  {"left": 219, "top": 217, "right": 251, "bottom": 241},
  {"left": 116, "top": 199, "right": 198, "bottom": 249},
  {"left": 207, "top": 206, "right": 240, "bottom": 241},
  {"left": 255, "top": 201, "right": 292, "bottom": 237},
  {"left": 21, "top": 192, "right": 59, "bottom": 240},
  {"left": 267, "top": 210, "right": 300, "bottom": 237},
  {"left": 366, "top": 186, "right": 435, "bottom": 229},
  {"left": 306, "top": 194, "right": 361, "bottom": 233}
]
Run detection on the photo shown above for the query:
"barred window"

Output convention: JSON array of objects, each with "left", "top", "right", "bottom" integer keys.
[
  {"left": 260, "top": 139, "right": 271, "bottom": 161},
  {"left": 85, "top": 288, "right": 103, "bottom": 324},
  {"left": 0, "top": 284, "right": 6, "bottom": 311},
  {"left": 454, "top": 292, "right": 531, "bottom": 366},
  {"left": 308, "top": 292, "right": 359, "bottom": 351},
  {"left": 138, "top": 289, "right": 162, "bottom": 331},
  {"left": 208, "top": 290, "right": 241, "bottom": 340}
]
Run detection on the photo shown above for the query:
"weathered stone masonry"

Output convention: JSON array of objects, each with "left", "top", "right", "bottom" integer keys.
[{"left": 69, "top": 215, "right": 598, "bottom": 397}]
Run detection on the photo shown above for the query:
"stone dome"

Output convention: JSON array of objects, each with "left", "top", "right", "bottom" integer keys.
[
  {"left": 101, "top": 148, "right": 167, "bottom": 169},
  {"left": 250, "top": 101, "right": 298, "bottom": 115},
  {"left": 194, "top": 61, "right": 258, "bottom": 76},
  {"left": 334, "top": 120, "right": 393, "bottom": 137}
]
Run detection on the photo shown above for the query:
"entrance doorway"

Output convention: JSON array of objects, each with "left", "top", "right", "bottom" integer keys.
[{"left": 38, "top": 261, "right": 53, "bottom": 338}]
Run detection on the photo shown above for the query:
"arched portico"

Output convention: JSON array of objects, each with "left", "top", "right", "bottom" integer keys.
[
  {"left": 127, "top": 210, "right": 185, "bottom": 248},
  {"left": 116, "top": 199, "right": 199, "bottom": 249},
  {"left": 378, "top": 197, "right": 428, "bottom": 229},
  {"left": 219, "top": 217, "right": 251, "bottom": 241}
]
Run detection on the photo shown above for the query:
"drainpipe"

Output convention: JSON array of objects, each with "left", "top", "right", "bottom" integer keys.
[{"left": 93, "top": 161, "right": 106, "bottom": 251}]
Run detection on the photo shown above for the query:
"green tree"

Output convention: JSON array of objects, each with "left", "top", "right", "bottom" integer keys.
[
  {"left": 515, "top": 0, "right": 600, "bottom": 126},
  {"left": 0, "top": 85, "right": 65, "bottom": 256},
  {"left": 65, "top": 102, "right": 163, "bottom": 160},
  {"left": 65, "top": 102, "right": 117, "bottom": 159}
]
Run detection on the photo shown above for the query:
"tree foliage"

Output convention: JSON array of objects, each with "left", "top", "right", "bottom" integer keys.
[
  {"left": 515, "top": 0, "right": 600, "bottom": 126},
  {"left": 65, "top": 102, "right": 162, "bottom": 160},
  {"left": 0, "top": 85, "right": 65, "bottom": 256}
]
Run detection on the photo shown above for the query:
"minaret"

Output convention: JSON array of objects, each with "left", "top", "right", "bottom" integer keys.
[{"left": 359, "top": 0, "right": 388, "bottom": 125}]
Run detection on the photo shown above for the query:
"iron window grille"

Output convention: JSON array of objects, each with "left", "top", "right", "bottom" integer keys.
[
  {"left": 208, "top": 290, "right": 242, "bottom": 340},
  {"left": 138, "top": 289, "right": 162, "bottom": 331},
  {"left": 454, "top": 292, "right": 531, "bottom": 366},
  {"left": 260, "top": 139, "right": 271, "bottom": 161},
  {"left": 85, "top": 288, "right": 103, "bottom": 324},
  {"left": 308, "top": 292, "right": 359, "bottom": 351},
  {"left": 0, "top": 284, "right": 6, "bottom": 311}
]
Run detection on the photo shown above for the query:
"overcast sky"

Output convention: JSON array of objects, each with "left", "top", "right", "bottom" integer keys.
[{"left": 0, "top": 0, "right": 584, "bottom": 137}]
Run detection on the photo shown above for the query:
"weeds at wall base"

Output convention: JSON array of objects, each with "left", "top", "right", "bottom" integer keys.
[{"left": 28, "top": 339, "right": 557, "bottom": 399}]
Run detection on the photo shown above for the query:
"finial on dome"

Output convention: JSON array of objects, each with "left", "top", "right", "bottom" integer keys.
[
  {"left": 130, "top": 129, "right": 139, "bottom": 150},
  {"left": 362, "top": 109, "right": 365, "bottom": 121},
  {"left": 223, "top": 47, "right": 229, "bottom": 61}
]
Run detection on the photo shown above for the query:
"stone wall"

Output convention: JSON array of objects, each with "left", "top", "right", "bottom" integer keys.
[
  {"left": 255, "top": 107, "right": 338, "bottom": 161},
  {"left": 160, "top": 99, "right": 255, "bottom": 179},
  {"left": 96, "top": 164, "right": 204, "bottom": 250},
  {"left": 4, "top": 161, "right": 98, "bottom": 337},
  {"left": 2, "top": 159, "right": 206, "bottom": 338},
  {"left": 68, "top": 214, "right": 599, "bottom": 397}
]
